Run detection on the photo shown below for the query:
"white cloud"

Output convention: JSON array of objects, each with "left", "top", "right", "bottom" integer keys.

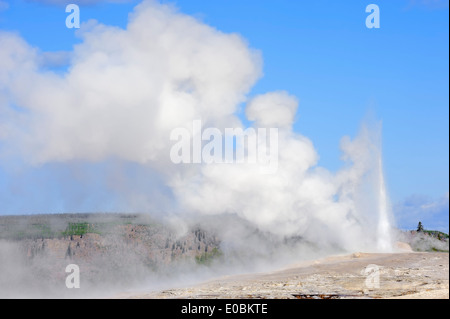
[
  {"left": 0, "top": 0, "right": 396, "bottom": 253},
  {"left": 394, "top": 192, "right": 449, "bottom": 233},
  {"left": 0, "top": 1, "right": 261, "bottom": 164},
  {"left": 246, "top": 91, "right": 298, "bottom": 129}
]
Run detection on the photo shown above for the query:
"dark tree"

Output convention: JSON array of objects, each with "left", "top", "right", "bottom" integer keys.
[
  {"left": 65, "top": 244, "right": 72, "bottom": 259},
  {"left": 417, "top": 221, "right": 424, "bottom": 232}
]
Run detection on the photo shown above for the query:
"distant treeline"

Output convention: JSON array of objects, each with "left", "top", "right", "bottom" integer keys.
[{"left": 0, "top": 213, "right": 156, "bottom": 240}]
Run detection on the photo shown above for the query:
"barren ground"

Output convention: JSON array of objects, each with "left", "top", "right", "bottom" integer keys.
[{"left": 123, "top": 252, "right": 449, "bottom": 299}]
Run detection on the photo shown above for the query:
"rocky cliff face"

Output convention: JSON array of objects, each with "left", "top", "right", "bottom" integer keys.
[
  {"left": 0, "top": 214, "right": 221, "bottom": 297},
  {"left": 22, "top": 224, "right": 219, "bottom": 266}
]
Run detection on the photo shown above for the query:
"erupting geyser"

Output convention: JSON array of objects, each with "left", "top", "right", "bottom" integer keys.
[{"left": 377, "top": 154, "right": 393, "bottom": 252}]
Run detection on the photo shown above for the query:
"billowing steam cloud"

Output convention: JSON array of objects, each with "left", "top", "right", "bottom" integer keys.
[{"left": 0, "top": 1, "right": 393, "bottom": 254}]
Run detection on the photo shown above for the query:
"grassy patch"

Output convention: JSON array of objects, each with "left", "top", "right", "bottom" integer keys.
[
  {"left": 62, "top": 222, "right": 100, "bottom": 237},
  {"left": 195, "top": 247, "right": 223, "bottom": 266}
]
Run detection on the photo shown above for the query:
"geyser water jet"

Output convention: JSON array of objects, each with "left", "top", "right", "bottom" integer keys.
[{"left": 376, "top": 150, "right": 393, "bottom": 252}]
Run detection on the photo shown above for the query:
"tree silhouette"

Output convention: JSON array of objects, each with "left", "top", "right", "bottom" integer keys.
[{"left": 417, "top": 221, "right": 424, "bottom": 232}]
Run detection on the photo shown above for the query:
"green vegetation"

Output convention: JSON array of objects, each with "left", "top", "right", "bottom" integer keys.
[
  {"left": 409, "top": 222, "right": 449, "bottom": 253},
  {"left": 423, "top": 230, "right": 449, "bottom": 239},
  {"left": 431, "top": 247, "right": 449, "bottom": 253},
  {"left": 62, "top": 222, "right": 98, "bottom": 237},
  {"left": 414, "top": 221, "right": 448, "bottom": 240},
  {"left": 195, "top": 247, "right": 223, "bottom": 266},
  {"left": 416, "top": 222, "right": 448, "bottom": 240},
  {"left": 0, "top": 213, "right": 150, "bottom": 240}
]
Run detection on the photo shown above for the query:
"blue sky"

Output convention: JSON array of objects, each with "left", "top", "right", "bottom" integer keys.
[{"left": 0, "top": 0, "right": 448, "bottom": 232}]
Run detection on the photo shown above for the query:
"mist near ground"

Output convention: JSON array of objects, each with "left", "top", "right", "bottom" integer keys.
[
  {"left": 0, "top": 213, "right": 341, "bottom": 298},
  {"left": 0, "top": 213, "right": 446, "bottom": 298}
]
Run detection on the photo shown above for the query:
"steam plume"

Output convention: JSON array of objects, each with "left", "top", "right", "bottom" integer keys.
[{"left": 0, "top": 1, "right": 394, "bottom": 254}]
